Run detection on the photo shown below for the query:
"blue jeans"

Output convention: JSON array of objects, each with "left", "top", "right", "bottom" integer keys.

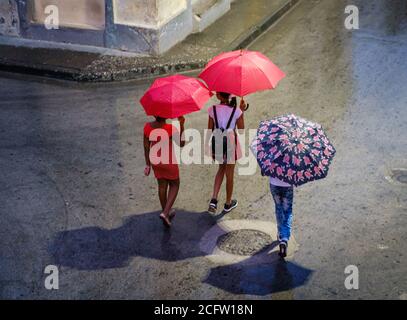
[{"left": 270, "top": 184, "right": 294, "bottom": 242}]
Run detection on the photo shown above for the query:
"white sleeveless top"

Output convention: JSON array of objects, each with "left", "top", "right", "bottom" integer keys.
[{"left": 208, "top": 104, "right": 243, "bottom": 130}]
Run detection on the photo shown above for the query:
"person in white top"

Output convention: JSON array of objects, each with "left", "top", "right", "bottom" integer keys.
[
  {"left": 269, "top": 177, "right": 291, "bottom": 187},
  {"left": 206, "top": 92, "right": 246, "bottom": 214}
]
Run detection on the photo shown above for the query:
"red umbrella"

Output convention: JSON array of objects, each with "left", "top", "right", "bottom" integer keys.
[
  {"left": 140, "top": 75, "right": 212, "bottom": 118},
  {"left": 199, "top": 49, "right": 285, "bottom": 97}
]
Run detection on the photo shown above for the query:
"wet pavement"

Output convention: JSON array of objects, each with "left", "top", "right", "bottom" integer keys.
[{"left": 0, "top": 0, "right": 406, "bottom": 299}]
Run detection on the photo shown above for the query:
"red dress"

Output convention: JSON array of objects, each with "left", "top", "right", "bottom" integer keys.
[{"left": 144, "top": 122, "right": 180, "bottom": 180}]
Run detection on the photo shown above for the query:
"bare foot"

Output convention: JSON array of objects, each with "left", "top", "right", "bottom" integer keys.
[
  {"left": 169, "top": 209, "right": 176, "bottom": 221},
  {"left": 159, "top": 213, "right": 171, "bottom": 228}
]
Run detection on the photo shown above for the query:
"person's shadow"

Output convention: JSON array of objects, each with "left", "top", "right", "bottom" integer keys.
[
  {"left": 50, "top": 210, "right": 217, "bottom": 270},
  {"left": 50, "top": 210, "right": 313, "bottom": 296}
]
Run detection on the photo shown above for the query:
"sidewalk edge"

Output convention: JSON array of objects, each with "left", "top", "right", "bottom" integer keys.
[{"left": 0, "top": 0, "right": 300, "bottom": 82}]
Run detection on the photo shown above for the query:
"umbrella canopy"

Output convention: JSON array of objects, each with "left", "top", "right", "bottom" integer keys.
[
  {"left": 140, "top": 75, "right": 212, "bottom": 118},
  {"left": 199, "top": 49, "right": 285, "bottom": 97},
  {"left": 250, "top": 114, "right": 336, "bottom": 186}
]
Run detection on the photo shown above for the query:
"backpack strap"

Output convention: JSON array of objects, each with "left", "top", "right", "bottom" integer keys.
[
  {"left": 213, "top": 105, "right": 220, "bottom": 129},
  {"left": 225, "top": 106, "right": 237, "bottom": 130}
]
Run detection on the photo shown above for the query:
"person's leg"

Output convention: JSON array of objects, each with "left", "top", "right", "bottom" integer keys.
[
  {"left": 157, "top": 179, "right": 168, "bottom": 210},
  {"left": 225, "top": 164, "right": 236, "bottom": 205},
  {"left": 270, "top": 184, "right": 285, "bottom": 240},
  {"left": 160, "top": 178, "right": 180, "bottom": 227},
  {"left": 281, "top": 187, "right": 294, "bottom": 241},
  {"left": 208, "top": 164, "right": 226, "bottom": 213},
  {"left": 163, "top": 179, "right": 180, "bottom": 216},
  {"left": 212, "top": 164, "right": 226, "bottom": 200},
  {"left": 271, "top": 185, "right": 293, "bottom": 258}
]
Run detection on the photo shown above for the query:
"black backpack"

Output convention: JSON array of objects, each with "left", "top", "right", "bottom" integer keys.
[{"left": 211, "top": 105, "right": 237, "bottom": 162}]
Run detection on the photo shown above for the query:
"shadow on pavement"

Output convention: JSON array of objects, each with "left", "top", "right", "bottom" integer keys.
[
  {"left": 50, "top": 210, "right": 217, "bottom": 270},
  {"left": 203, "top": 252, "right": 313, "bottom": 296},
  {"left": 50, "top": 210, "right": 312, "bottom": 296}
]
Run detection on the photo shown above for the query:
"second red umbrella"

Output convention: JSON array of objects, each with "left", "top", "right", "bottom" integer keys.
[
  {"left": 199, "top": 49, "right": 285, "bottom": 97},
  {"left": 140, "top": 75, "right": 212, "bottom": 119}
]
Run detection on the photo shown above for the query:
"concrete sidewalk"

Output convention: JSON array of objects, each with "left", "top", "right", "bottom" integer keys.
[{"left": 0, "top": 0, "right": 299, "bottom": 82}]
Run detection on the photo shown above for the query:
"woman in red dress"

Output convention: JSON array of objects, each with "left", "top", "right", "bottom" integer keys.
[{"left": 143, "top": 116, "right": 185, "bottom": 227}]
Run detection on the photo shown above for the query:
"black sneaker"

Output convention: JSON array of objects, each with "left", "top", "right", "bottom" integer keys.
[
  {"left": 279, "top": 240, "right": 288, "bottom": 258},
  {"left": 208, "top": 198, "right": 218, "bottom": 213},
  {"left": 223, "top": 199, "right": 238, "bottom": 213}
]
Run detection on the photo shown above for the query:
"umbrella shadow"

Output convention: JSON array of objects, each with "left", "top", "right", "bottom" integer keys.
[
  {"left": 203, "top": 251, "right": 313, "bottom": 296},
  {"left": 50, "top": 209, "right": 312, "bottom": 296},
  {"left": 49, "top": 210, "right": 220, "bottom": 270}
]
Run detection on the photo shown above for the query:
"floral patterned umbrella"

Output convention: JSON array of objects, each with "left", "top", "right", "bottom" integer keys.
[{"left": 250, "top": 114, "right": 336, "bottom": 186}]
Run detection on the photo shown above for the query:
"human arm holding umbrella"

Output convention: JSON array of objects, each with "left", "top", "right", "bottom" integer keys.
[
  {"left": 240, "top": 98, "right": 248, "bottom": 112},
  {"left": 177, "top": 116, "right": 186, "bottom": 148},
  {"left": 231, "top": 95, "right": 247, "bottom": 112}
]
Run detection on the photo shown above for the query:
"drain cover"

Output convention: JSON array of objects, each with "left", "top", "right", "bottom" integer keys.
[
  {"left": 391, "top": 169, "right": 407, "bottom": 184},
  {"left": 216, "top": 229, "right": 273, "bottom": 256}
]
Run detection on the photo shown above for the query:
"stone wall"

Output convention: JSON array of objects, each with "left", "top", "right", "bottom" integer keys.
[
  {"left": 0, "top": 0, "right": 20, "bottom": 37},
  {"left": 192, "top": 0, "right": 230, "bottom": 33},
  {"left": 112, "top": 0, "right": 187, "bottom": 28},
  {"left": 157, "top": 0, "right": 188, "bottom": 27},
  {"left": 112, "top": 0, "right": 158, "bottom": 28}
]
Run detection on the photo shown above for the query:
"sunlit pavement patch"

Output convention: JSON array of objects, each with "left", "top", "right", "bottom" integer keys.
[
  {"left": 200, "top": 220, "right": 298, "bottom": 265},
  {"left": 385, "top": 168, "right": 407, "bottom": 186},
  {"left": 217, "top": 229, "right": 273, "bottom": 256}
]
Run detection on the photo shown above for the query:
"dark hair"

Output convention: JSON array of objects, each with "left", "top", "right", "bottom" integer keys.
[
  {"left": 218, "top": 92, "right": 237, "bottom": 108},
  {"left": 219, "top": 92, "right": 231, "bottom": 100},
  {"left": 155, "top": 116, "right": 166, "bottom": 122},
  {"left": 229, "top": 97, "right": 237, "bottom": 108}
]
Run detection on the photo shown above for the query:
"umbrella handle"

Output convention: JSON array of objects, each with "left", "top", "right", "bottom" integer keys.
[{"left": 244, "top": 103, "right": 250, "bottom": 111}]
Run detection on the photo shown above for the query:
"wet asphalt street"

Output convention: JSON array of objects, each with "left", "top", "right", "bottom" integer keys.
[{"left": 0, "top": 0, "right": 406, "bottom": 299}]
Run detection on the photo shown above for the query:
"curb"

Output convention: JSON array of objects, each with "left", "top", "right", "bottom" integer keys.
[
  {"left": 0, "top": 58, "right": 82, "bottom": 81},
  {"left": 0, "top": 0, "right": 300, "bottom": 82},
  {"left": 226, "top": 0, "right": 300, "bottom": 51}
]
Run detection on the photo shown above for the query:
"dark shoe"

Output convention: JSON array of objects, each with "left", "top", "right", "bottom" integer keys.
[
  {"left": 208, "top": 198, "right": 218, "bottom": 214},
  {"left": 279, "top": 241, "right": 288, "bottom": 258},
  {"left": 223, "top": 199, "right": 238, "bottom": 213}
]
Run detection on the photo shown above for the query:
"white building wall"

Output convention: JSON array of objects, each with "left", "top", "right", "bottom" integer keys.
[
  {"left": 0, "top": 0, "right": 232, "bottom": 55},
  {"left": 30, "top": 0, "right": 105, "bottom": 30}
]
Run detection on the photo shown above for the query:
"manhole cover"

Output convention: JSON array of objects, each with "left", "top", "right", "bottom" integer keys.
[
  {"left": 216, "top": 229, "right": 273, "bottom": 256},
  {"left": 391, "top": 169, "right": 407, "bottom": 184}
]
